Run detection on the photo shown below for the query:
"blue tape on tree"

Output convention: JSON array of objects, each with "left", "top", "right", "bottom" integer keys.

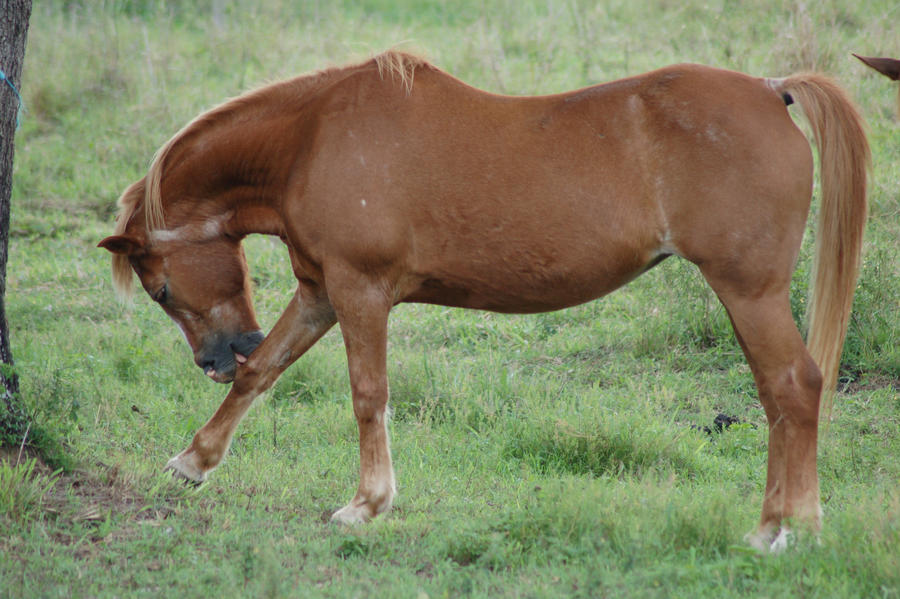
[{"left": 0, "top": 69, "right": 24, "bottom": 129}]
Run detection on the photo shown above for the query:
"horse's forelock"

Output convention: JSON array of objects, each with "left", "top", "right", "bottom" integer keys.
[
  {"left": 111, "top": 253, "right": 135, "bottom": 300},
  {"left": 108, "top": 180, "right": 145, "bottom": 299}
]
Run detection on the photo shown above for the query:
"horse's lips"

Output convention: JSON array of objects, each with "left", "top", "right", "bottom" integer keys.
[
  {"left": 205, "top": 367, "right": 234, "bottom": 384},
  {"left": 202, "top": 348, "right": 251, "bottom": 382}
]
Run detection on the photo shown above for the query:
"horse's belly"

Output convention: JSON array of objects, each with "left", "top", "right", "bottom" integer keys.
[{"left": 401, "top": 244, "right": 654, "bottom": 313}]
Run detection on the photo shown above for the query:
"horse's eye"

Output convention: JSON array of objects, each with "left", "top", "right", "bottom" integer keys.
[{"left": 153, "top": 286, "right": 168, "bottom": 304}]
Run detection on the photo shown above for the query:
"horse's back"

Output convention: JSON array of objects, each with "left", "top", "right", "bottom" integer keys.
[{"left": 293, "top": 62, "right": 813, "bottom": 312}]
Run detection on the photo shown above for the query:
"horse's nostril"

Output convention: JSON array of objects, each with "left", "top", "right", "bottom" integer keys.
[{"left": 231, "top": 330, "right": 265, "bottom": 357}]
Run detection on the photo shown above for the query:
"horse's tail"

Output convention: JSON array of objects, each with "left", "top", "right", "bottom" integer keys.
[{"left": 769, "top": 74, "right": 870, "bottom": 411}]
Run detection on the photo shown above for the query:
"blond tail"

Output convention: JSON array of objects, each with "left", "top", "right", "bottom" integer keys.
[{"left": 775, "top": 74, "right": 870, "bottom": 412}]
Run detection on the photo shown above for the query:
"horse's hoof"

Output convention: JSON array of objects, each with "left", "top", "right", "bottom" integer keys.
[
  {"left": 745, "top": 526, "right": 794, "bottom": 553},
  {"left": 165, "top": 451, "right": 207, "bottom": 485},
  {"left": 330, "top": 503, "right": 373, "bottom": 525},
  {"left": 166, "top": 467, "right": 203, "bottom": 488},
  {"left": 769, "top": 527, "right": 794, "bottom": 553}
]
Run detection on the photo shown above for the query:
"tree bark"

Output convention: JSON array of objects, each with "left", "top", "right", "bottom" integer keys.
[{"left": 0, "top": 0, "right": 32, "bottom": 445}]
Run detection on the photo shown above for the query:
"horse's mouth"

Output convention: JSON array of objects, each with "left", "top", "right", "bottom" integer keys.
[
  {"left": 199, "top": 331, "right": 264, "bottom": 383},
  {"left": 203, "top": 351, "right": 250, "bottom": 383},
  {"left": 204, "top": 366, "right": 235, "bottom": 384}
]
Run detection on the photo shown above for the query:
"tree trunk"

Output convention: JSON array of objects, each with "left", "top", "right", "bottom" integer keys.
[{"left": 0, "top": 0, "right": 32, "bottom": 445}]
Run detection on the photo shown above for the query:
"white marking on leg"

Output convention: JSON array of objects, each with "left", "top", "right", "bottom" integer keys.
[
  {"left": 202, "top": 215, "right": 227, "bottom": 238},
  {"left": 331, "top": 413, "right": 396, "bottom": 524},
  {"left": 769, "top": 527, "right": 793, "bottom": 553}
]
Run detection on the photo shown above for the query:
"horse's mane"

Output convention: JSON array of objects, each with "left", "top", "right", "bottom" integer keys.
[
  {"left": 110, "top": 179, "right": 144, "bottom": 298},
  {"left": 136, "top": 50, "right": 429, "bottom": 233},
  {"left": 374, "top": 50, "right": 425, "bottom": 95}
]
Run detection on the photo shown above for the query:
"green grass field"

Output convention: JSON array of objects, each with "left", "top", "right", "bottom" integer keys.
[{"left": 2, "top": 1, "right": 899, "bottom": 597}]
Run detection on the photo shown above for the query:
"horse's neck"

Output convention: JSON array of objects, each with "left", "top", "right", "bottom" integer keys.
[
  {"left": 162, "top": 112, "right": 302, "bottom": 237},
  {"left": 159, "top": 65, "right": 362, "bottom": 238},
  {"left": 229, "top": 201, "right": 286, "bottom": 238}
]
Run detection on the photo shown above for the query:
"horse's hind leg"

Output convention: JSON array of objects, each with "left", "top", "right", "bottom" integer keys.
[
  {"left": 328, "top": 283, "right": 396, "bottom": 524},
  {"left": 166, "top": 283, "right": 336, "bottom": 482},
  {"left": 702, "top": 275, "right": 823, "bottom": 551}
]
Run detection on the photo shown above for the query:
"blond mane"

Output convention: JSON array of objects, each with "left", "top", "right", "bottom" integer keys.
[
  {"left": 110, "top": 179, "right": 144, "bottom": 298},
  {"left": 374, "top": 49, "right": 428, "bottom": 95}
]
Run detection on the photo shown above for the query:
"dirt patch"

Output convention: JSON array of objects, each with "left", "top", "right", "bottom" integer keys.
[
  {"left": 45, "top": 465, "right": 175, "bottom": 525},
  {"left": 0, "top": 445, "right": 50, "bottom": 472},
  {"left": 839, "top": 373, "right": 900, "bottom": 395},
  {"left": 2, "top": 446, "right": 176, "bottom": 531}
]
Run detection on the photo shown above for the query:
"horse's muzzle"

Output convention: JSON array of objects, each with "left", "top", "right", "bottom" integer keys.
[{"left": 197, "top": 330, "right": 265, "bottom": 383}]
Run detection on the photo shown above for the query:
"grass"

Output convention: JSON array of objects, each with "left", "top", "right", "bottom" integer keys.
[
  {"left": 0, "top": 456, "right": 59, "bottom": 525},
  {"left": 2, "top": 0, "right": 899, "bottom": 597}
]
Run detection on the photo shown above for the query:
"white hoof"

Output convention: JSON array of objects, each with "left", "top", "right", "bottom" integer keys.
[
  {"left": 745, "top": 531, "right": 773, "bottom": 553},
  {"left": 330, "top": 492, "right": 393, "bottom": 525},
  {"left": 769, "top": 527, "right": 794, "bottom": 553},
  {"left": 330, "top": 503, "right": 373, "bottom": 525},
  {"left": 164, "top": 449, "right": 208, "bottom": 484},
  {"left": 744, "top": 526, "right": 793, "bottom": 553}
]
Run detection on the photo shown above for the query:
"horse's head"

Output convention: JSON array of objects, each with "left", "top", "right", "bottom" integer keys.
[{"left": 99, "top": 229, "right": 264, "bottom": 383}]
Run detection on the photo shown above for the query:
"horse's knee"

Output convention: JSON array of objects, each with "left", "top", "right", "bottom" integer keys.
[
  {"left": 190, "top": 429, "right": 228, "bottom": 468},
  {"left": 350, "top": 378, "right": 388, "bottom": 421}
]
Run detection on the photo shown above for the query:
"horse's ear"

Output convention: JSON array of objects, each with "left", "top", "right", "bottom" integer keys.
[
  {"left": 98, "top": 235, "right": 143, "bottom": 255},
  {"left": 853, "top": 54, "right": 900, "bottom": 81}
]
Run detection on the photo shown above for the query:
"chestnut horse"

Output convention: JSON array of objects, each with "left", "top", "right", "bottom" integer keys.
[
  {"left": 854, "top": 54, "right": 900, "bottom": 115},
  {"left": 99, "top": 51, "right": 868, "bottom": 551}
]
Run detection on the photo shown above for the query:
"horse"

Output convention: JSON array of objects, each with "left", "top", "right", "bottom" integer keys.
[
  {"left": 854, "top": 54, "right": 900, "bottom": 115},
  {"left": 99, "top": 51, "right": 868, "bottom": 552}
]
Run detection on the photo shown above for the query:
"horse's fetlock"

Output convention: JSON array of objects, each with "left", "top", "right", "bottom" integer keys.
[{"left": 191, "top": 435, "right": 224, "bottom": 467}]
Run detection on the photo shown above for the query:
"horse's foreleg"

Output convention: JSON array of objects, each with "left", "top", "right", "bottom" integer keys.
[
  {"left": 328, "top": 285, "right": 394, "bottom": 524},
  {"left": 166, "top": 284, "right": 336, "bottom": 482}
]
